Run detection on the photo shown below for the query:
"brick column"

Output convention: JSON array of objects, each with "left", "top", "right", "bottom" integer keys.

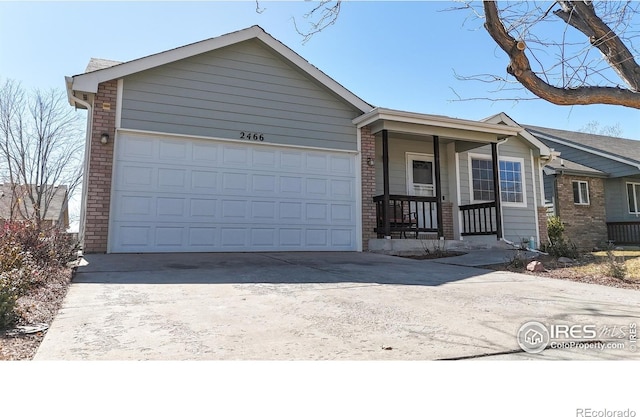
[
  {"left": 537, "top": 206, "right": 548, "bottom": 248},
  {"left": 83, "top": 80, "right": 117, "bottom": 253},
  {"left": 361, "top": 126, "right": 376, "bottom": 251},
  {"left": 442, "top": 202, "right": 454, "bottom": 240}
]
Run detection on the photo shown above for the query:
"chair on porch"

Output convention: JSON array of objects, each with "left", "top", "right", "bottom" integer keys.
[{"left": 381, "top": 201, "right": 418, "bottom": 238}]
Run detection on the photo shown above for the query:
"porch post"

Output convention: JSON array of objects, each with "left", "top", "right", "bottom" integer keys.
[
  {"left": 382, "top": 129, "right": 391, "bottom": 237},
  {"left": 491, "top": 142, "right": 503, "bottom": 240},
  {"left": 433, "top": 135, "right": 444, "bottom": 239}
]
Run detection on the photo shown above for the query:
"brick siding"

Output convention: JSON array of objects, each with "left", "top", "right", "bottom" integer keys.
[
  {"left": 555, "top": 174, "right": 607, "bottom": 250},
  {"left": 442, "top": 202, "right": 454, "bottom": 240},
  {"left": 360, "top": 126, "right": 376, "bottom": 251},
  {"left": 83, "top": 80, "right": 117, "bottom": 253}
]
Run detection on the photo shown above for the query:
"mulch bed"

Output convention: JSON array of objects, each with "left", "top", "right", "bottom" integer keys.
[
  {"left": 0, "top": 268, "right": 73, "bottom": 360},
  {"left": 487, "top": 254, "right": 640, "bottom": 291}
]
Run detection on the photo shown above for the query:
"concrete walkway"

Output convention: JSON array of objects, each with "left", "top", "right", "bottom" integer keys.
[{"left": 35, "top": 252, "right": 640, "bottom": 360}]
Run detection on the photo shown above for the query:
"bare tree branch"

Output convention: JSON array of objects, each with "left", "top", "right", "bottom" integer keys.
[
  {"left": 482, "top": 1, "right": 640, "bottom": 108},
  {"left": 554, "top": 1, "right": 640, "bottom": 91},
  {"left": 0, "top": 79, "right": 83, "bottom": 229}
]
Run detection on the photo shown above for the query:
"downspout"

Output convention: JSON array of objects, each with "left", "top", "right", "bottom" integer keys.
[
  {"left": 65, "top": 76, "right": 93, "bottom": 251},
  {"left": 530, "top": 148, "right": 540, "bottom": 249}
]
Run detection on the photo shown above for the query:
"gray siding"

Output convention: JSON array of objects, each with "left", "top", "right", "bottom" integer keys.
[
  {"left": 459, "top": 137, "right": 539, "bottom": 243},
  {"left": 374, "top": 135, "right": 450, "bottom": 200},
  {"left": 543, "top": 173, "right": 555, "bottom": 204},
  {"left": 544, "top": 142, "right": 639, "bottom": 178},
  {"left": 605, "top": 176, "right": 640, "bottom": 221},
  {"left": 120, "top": 39, "right": 361, "bottom": 151}
]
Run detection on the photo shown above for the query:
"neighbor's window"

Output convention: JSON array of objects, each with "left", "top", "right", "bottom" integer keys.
[
  {"left": 627, "top": 182, "right": 640, "bottom": 214},
  {"left": 572, "top": 181, "right": 590, "bottom": 205},
  {"left": 471, "top": 157, "right": 525, "bottom": 205}
]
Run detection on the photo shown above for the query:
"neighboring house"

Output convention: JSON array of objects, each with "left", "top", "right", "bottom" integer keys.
[
  {"left": 0, "top": 183, "right": 70, "bottom": 229},
  {"left": 528, "top": 126, "right": 640, "bottom": 248},
  {"left": 65, "top": 25, "right": 551, "bottom": 254}
]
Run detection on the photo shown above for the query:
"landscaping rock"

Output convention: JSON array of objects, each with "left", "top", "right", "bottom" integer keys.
[{"left": 526, "top": 260, "right": 545, "bottom": 272}]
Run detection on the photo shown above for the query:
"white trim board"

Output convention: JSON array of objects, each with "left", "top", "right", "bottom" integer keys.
[
  {"left": 116, "top": 128, "right": 359, "bottom": 155},
  {"left": 68, "top": 26, "right": 373, "bottom": 113}
]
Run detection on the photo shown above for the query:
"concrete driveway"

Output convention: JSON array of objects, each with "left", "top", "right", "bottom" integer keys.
[{"left": 35, "top": 251, "right": 640, "bottom": 360}]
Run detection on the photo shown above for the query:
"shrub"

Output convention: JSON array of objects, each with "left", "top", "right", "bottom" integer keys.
[
  {"left": 542, "top": 216, "right": 579, "bottom": 259},
  {"left": 606, "top": 246, "right": 627, "bottom": 279},
  {"left": 0, "top": 221, "right": 78, "bottom": 328},
  {"left": 547, "top": 215, "right": 565, "bottom": 246},
  {"left": 505, "top": 250, "right": 528, "bottom": 270}
]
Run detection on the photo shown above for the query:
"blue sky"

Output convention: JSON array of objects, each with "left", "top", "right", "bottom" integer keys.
[{"left": 1, "top": 0, "right": 638, "bottom": 140}]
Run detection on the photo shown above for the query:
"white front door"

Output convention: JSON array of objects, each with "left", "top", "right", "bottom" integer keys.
[
  {"left": 406, "top": 153, "right": 436, "bottom": 230},
  {"left": 406, "top": 153, "right": 435, "bottom": 197}
]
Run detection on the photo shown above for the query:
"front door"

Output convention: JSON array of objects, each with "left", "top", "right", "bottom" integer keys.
[
  {"left": 407, "top": 153, "right": 434, "bottom": 196},
  {"left": 406, "top": 153, "right": 436, "bottom": 230}
]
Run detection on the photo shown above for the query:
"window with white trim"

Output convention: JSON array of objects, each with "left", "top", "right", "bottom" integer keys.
[
  {"left": 627, "top": 182, "right": 640, "bottom": 214},
  {"left": 572, "top": 181, "right": 590, "bottom": 205},
  {"left": 470, "top": 156, "right": 526, "bottom": 206}
]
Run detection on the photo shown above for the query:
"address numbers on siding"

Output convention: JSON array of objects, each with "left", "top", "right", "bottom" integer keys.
[{"left": 240, "top": 132, "right": 265, "bottom": 141}]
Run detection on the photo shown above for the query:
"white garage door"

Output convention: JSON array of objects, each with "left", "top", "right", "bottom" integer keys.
[{"left": 109, "top": 133, "right": 358, "bottom": 252}]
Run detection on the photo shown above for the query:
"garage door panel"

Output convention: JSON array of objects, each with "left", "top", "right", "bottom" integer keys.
[
  {"left": 222, "top": 146, "right": 249, "bottom": 165},
  {"left": 189, "top": 227, "right": 217, "bottom": 247},
  {"left": 111, "top": 133, "right": 357, "bottom": 252},
  {"left": 158, "top": 168, "right": 186, "bottom": 188},
  {"left": 192, "top": 143, "right": 219, "bottom": 163},
  {"left": 159, "top": 140, "right": 187, "bottom": 160},
  {"left": 121, "top": 136, "right": 155, "bottom": 159},
  {"left": 222, "top": 172, "right": 249, "bottom": 192},
  {"left": 190, "top": 199, "right": 217, "bottom": 217},
  {"left": 155, "top": 227, "right": 184, "bottom": 246}
]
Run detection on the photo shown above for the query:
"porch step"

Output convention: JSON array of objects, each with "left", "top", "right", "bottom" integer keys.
[{"left": 368, "top": 237, "right": 513, "bottom": 257}]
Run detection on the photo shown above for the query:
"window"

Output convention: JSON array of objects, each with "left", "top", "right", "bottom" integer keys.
[
  {"left": 471, "top": 159, "right": 494, "bottom": 201},
  {"left": 627, "top": 182, "right": 640, "bottom": 214},
  {"left": 499, "top": 160, "right": 523, "bottom": 204},
  {"left": 572, "top": 181, "right": 590, "bottom": 205},
  {"left": 470, "top": 156, "right": 525, "bottom": 206}
]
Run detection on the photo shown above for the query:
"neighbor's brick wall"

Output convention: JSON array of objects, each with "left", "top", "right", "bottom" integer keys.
[
  {"left": 556, "top": 174, "right": 607, "bottom": 250},
  {"left": 537, "top": 206, "right": 548, "bottom": 248},
  {"left": 442, "top": 202, "right": 454, "bottom": 240},
  {"left": 83, "top": 80, "right": 117, "bottom": 253},
  {"left": 361, "top": 126, "right": 377, "bottom": 251}
]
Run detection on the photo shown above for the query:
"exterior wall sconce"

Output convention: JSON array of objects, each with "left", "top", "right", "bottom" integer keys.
[
  {"left": 100, "top": 133, "right": 109, "bottom": 144},
  {"left": 367, "top": 157, "right": 375, "bottom": 167}
]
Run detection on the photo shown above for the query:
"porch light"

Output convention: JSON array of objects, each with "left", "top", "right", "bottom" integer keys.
[
  {"left": 367, "top": 157, "right": 375, "bottom": 167},
  {"left": 100, "top": 133, "right": 109, "bottom": 144}
]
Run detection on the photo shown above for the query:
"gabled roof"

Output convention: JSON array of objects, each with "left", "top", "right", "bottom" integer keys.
[
  {"left": 525, "top": 125, "right": 640, "bottom": 170},
  {"left": 544, "top": 158, "right": 607, "bottom": 177},
  {"left": 0, "top": 184, "right": 68, "bottom": 222},
  {"left": 66, "top": 25, "right": 373, "bottom": 113},
  {"left": 481, "top": 112, "right": 552, "bottom": 157}
]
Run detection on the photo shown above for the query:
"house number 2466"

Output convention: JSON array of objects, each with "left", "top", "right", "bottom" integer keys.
[{"left": 240, "top": 132, "right": 264, "bottom": 141}]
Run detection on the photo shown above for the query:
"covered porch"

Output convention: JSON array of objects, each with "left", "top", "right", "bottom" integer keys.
[{"left": 355, "top": 108, "right": 524, "bottom": 250}]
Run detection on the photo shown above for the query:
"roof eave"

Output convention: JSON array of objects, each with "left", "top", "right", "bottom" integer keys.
[
  {"left": 533, "top": 131, "right": 640, "bottom": 172},
  {"left": 353, "top": 107, "right": 523, "bottom": 137}
]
